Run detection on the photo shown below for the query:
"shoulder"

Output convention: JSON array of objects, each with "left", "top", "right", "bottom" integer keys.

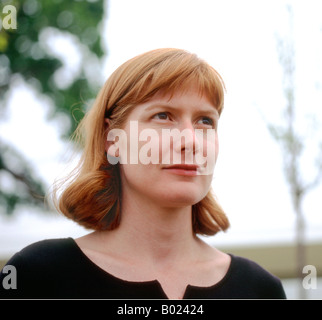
[
  {"left": 230, "top": 254, "right": 272, "bottom": 274},
  {"left": 2, "top": 238, "right": 77, "bottom": 271},
  {"left": 227, "top": 254, "right": 287, "bottom": 299},
  {"left": 230, "top": 254, "right": 278, "bottom": 280},
  {"left": 0, "top": 238, "right": 82, "bottom": 298}
]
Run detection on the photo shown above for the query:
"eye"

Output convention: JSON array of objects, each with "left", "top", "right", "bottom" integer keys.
[
  {"left": 152, "top": 112, "right": 170, "bottom": 120},
  {"left": 197, "top": 116, "right": 214, "bottom": 127}
]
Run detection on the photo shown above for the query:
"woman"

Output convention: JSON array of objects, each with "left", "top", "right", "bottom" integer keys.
[{"left": 0, "top": 48, "right": 286, "bottom": 299}]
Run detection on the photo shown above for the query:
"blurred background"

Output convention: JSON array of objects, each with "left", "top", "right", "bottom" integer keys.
[{"left": 0, "top": 0, "right": 321, "bottom": 299}]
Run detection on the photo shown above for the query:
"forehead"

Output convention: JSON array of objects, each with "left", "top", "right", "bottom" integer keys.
[{"left": 133, "top": 87, "right": 219, "bottom": 116}]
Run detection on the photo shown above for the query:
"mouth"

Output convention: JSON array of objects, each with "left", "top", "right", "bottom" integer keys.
[{"left": 162, "top": 164, "right": 199, "bottom": 176}]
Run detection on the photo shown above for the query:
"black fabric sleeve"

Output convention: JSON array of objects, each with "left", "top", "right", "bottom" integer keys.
[
  {"left": 0, "top": 239, "right": 76, "bottom": 299},
  {"left": 0, "top": 252, "right": 31, "bottom": 298},
  {"left": 227, "top": 255, "right": 287, "bottom": 299}
]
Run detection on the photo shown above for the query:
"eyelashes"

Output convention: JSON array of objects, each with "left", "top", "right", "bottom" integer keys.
[
  {"left": 152, "top": 112, "right": 216, "bottom": 128},
  {"left": 152, "top": 112, "right": 169, "bottom": 120},
  {"left": 197, "top": 116, "right": 214, "bottom": 126}
]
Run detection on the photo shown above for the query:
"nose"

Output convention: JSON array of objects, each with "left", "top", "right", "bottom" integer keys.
[{"left": 173, "top": 121, "right": 199, "bottom": 155}]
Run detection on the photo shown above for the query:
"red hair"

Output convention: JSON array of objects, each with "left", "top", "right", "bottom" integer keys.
[{"left": 52, "top": 48, "right": 230, "bottom": 235}]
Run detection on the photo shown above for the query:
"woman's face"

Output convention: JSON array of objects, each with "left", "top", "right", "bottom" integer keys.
[{"left": 107, "top": 87, "right": 219, "bottom": 208}]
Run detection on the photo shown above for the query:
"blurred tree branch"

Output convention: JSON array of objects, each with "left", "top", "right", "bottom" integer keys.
[
  {"left": 0, "top": 141, "right": 46, "bottom": 213},
  {"left": 0, "top": 0, "right": 106, "bottom": 215},
  {"left": 266, "top": 5, "right": 322, "bottom": 298}
]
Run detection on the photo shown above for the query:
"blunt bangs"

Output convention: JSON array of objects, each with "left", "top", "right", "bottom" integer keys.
[{"left": 106, "top": 48, "right": 225, "bottom": 119}]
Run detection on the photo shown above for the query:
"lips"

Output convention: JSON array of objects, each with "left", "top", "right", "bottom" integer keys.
[{"left": 162, "top": 164, "right": 199, "bottom": 176}]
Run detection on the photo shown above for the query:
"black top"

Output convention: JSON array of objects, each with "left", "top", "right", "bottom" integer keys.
[{"left": 0, "top": 238, "right": 286, "bottom": 299}]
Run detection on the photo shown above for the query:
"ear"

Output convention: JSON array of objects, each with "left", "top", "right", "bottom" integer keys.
[
  {"left": 104, "top": 118, "right": 110, "bottom": 154},
  {"left": 105, "top": 118, "right": 119, "bottom": 158}
]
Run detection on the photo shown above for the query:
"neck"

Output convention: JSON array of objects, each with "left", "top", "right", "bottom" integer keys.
[{"left": 100, "top": 191, "right": 199, "bottom": 266}]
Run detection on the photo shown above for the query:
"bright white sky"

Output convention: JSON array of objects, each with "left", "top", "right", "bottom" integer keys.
[{"left": 0, "top": 0, "right": 322, "bottom": 257}]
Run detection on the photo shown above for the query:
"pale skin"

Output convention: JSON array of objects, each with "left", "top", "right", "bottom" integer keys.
[{"left": 76, "top": 88, "right": 231, "bottom": 299}]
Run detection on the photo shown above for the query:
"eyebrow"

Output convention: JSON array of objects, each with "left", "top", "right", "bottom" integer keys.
[{"left": 143, "top": 103, "right": 219, "bottom": 118}]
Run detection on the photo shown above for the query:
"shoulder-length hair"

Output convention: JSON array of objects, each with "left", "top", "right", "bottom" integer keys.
[{"left": 52, "top": 48, "right": 230, "bottom": 236}]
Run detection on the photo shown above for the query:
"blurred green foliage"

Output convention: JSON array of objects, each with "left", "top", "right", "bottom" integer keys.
[{"left": 0, "top": 0, "right": 106, "bottom": 214}]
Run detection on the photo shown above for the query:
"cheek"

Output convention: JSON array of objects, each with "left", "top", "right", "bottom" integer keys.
[
  {"left": 140, "top": 131, "right": 162, "bottom": 164},
  {"left": 205, "top": 130, "right": 218, "bottom": 154},
  {"left": 208, "top": 131, "right": 219, "bottom": 162},
  {"left": 214, "top": 134, "right": 219, "bottom": 161},
  {"left": 119, "top": 163, "right": 149, "bottom": 192},
  {"left": 194, "top": 131, "right": 218, "bottom": 175},
  {"left": 120, "top": 124, "right": 163, "bottom": 165}
]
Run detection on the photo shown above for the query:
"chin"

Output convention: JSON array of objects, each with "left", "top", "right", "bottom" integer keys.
[{"left": 159, "top": 188, "right": 206, "bottom": 207}]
